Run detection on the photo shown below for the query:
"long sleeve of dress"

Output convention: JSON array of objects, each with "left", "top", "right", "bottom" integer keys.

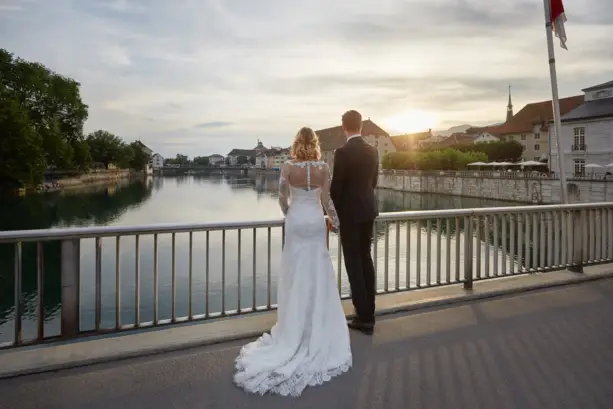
[
  {"left": 321, "top": 163, "right": 340, "bottom": 229},
  {"left": 278, "top": 163, "right": 290, "bottom": 215}
]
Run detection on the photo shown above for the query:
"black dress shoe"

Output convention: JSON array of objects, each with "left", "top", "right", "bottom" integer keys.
[{"left": 347, "top": 318, "right": 374, "bottom": 335}]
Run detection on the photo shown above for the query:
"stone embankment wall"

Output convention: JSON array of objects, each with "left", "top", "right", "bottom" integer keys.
[
  {"left": 377, "top": 173, "right": 613, "bottom": 204},
  {"left": 49, "top": 170, "right": 132, "bottom": 188}
]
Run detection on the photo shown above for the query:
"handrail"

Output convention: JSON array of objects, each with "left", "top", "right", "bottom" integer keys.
[{"left": 1, "top": 202, "right": 612, "bottom": 243}]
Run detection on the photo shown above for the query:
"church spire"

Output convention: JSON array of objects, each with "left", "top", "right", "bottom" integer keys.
[{"left": 506, "top": 85, "right": 513, "bottom": 122}]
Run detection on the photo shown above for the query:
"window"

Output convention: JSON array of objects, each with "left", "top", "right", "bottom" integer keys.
[
  {"left": 534, "top": 144, "right": 540, "bottom": 151},
  {"left": 595, "top": 90, "right": 612, "bottom": 99},
  {"left": 508, "top": 135, "right": 514, "bottom": 141},
  {"left": 573, "top": 127, "right": 585, "bottom": 150},
  {"left": 534, "top": 157, "right": 540, "bottom": 161},
  {"left": 520, "top": 134, "right": 527, "bottom": 140},
  {"left": 574, "top": 159, "right": 585, "bottom": 176},
  {"left": 534, "top": 133, "right": 541, "bottom": 139}
]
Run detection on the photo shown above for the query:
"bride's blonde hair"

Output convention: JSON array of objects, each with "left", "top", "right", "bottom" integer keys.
[{"left": 291, "top": 127, "right": 321, "bottom": 161}]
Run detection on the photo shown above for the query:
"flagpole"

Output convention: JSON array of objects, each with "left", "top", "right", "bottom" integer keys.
[{"left": 543, "top": 0, "right": 569, "bottom": 204}]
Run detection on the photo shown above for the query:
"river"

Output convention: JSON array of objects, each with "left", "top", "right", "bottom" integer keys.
[{"left": 0, "top": 174, "right": 521, "bottom": 344}]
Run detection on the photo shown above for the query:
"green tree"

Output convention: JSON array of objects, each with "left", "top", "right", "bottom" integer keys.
[
  {"left": 0, "top": 91, "right": 46, "bottom": 188},
  {"left": 86, "top": 130, "right": 126, "bottom": 169},
  {"left": 71, "top": 139, "right": 92, "bottom": 171},
  {"left": 128, "top": 141, "right": 151, "bottom": 171},
  {"left": 0, "top": 48, "right": 89, "bottom": 169},
  {"left": 165, "top": 154, "right": 189, "bottom": 166},
  {"left": 193, "top": 156, "right": 210, "bottom": 166},
  {"left": 427, "top": 140, "right": 524, "bottom": 162},
  {"left": 382, "top": 149, "right": 488, "bottom": 171}
]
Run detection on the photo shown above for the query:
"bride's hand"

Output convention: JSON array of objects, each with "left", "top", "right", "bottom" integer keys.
[{"left": 326, "top": 219, "right": 338, "bottom": 233}]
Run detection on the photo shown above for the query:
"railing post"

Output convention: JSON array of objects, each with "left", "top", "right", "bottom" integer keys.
[
  {"left": 464, "top": 216, "right": 474, "bottom": 290},
  {"left": 569, "top": 210, "right": 584, "bottom": 273},
  {"left": 61, "top": 239, "right": 80, "bottom": 337}
]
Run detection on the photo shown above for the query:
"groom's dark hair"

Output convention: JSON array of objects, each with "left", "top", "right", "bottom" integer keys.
[{"left": 342, "top": 110, "right": 362, "bottom": 133}]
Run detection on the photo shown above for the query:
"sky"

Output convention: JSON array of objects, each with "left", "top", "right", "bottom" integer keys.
[{"left": 1, "top": 0, "right": 612, "bottom": 157}]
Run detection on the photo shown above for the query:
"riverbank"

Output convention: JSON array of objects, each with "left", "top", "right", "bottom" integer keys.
[
  {"left": 377, "top": 172, "right": 613, "bottom": 204},
  {"left": 47, "top": 169, "right": 132, "bottom": 188}
]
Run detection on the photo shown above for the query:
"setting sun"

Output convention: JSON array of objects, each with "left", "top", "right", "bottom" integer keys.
[{"left": 386, "top": 109, "right": 438, "bottom": 134}]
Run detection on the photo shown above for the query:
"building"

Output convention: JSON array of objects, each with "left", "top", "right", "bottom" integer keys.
[
  {"left": 150, "top": 153, "right": 164, "bottom": 169},
  {"left": 134, "top": 140, "right": 153, "bottom": 156},
  {"left": 467, "top": 95, "right": 584, "bottom": 162},
  {"left": 316, "top": 119, "right": 393, "bottom": 168},
  {"left": 226, "top": 149, "right": 255, "bottom": 165},
  {"left": 473, "top": 132, "right": 500, "bottom": 144},
  {"left": 227, "top": 141, "right": 267, "bottom": 166},
  {"left": 265, "top": 148, "right": 291, "bottom": 169},
  {"left": 549, "top": 80, "right": 613, "bottom": 176},
  {"left": 208, "top": 154, "right": 225, "bottom": 166},
  {"left": 391, "top": 130, "right": 433, "bottom": 151},
  {"left": 256, "top": 151, "right": 267, "bottom": 168}
]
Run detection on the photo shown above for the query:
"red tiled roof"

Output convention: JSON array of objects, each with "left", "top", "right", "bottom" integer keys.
[
  {"left": 316, "top": 119, "right": 389, "bottom": 151},
  {"left": 390, "top": 130, "right": 432, "bottom": 151},
  {"left": 469, "top": 95, "right": 584, "bottom": 135}
]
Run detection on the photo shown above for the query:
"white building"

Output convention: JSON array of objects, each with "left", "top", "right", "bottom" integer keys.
[
  {"left": 474, "top": 132, "right": 500, "bottom": 144},
  {"left": 150, "top": 153, "right": 164, "bottom": 169},
  {"left": 208, "top": 154, "right": 225, "bottom": 166},
  {"left": 266, "top": 148, "right": 291, "bottom": 169},
  {"left": 550, "top": 80, "right": 613, "bottom": 177}
]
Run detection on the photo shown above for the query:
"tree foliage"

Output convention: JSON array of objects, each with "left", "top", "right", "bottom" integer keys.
[
  {"left": 382, "top": 149, "right": 489, "bottom": 171},
  {"left": 1, "top": 48, "right": 89, "bottom": 170},
  {"left": 165, "top": 154, "right": 189, "bottom": 166},
  {"left": 0, "top": 89, "right": 46, "bottom": 188},
  {"left": 1, "top": 48, "right": 154, "bottom": 189},
  {"left": 85, "top": 130, "right": 150, "bottom": 171},
  {"left": 192, "top": 156, "right": 209, "bottom": 166},
  {"left": 425, "top": 141, "right": 524, "bottom": 162}
]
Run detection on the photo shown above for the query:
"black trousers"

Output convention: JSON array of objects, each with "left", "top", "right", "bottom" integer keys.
[{"left": 340, "top": 220, "right": 376, "bottom": 324}]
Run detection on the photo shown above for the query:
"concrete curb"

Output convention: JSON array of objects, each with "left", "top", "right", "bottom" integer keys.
[{"left": 2, "top": 272, "right": 612, "bottom": 380}]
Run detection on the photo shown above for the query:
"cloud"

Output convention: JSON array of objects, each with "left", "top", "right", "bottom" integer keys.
[
  {"left": 194, "top": 121, "right": 233, "bottom": 129},
  {"left": 1, "top": 0, "right": 612, "bottom": 155}
]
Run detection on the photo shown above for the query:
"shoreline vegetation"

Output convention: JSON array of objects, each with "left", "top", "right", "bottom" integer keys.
[{"left": 1, "top": 48, "right": 152, "bottom": 196}]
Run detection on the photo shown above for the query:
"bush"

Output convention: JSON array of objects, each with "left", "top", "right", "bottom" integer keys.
[
  {"left": 424, "top": 140, "right": 524, "bottom": 162},
  {"left": 382, "top": 149, "right": 488, "bottom": 171}
]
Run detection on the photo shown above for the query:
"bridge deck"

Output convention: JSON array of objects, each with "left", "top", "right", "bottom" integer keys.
[{"left": 1, "top": 279, "right": 613, "bottom": 409}]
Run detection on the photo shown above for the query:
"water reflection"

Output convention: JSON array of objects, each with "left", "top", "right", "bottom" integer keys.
[
  {"left": 0, "top": 180, "right": 153, "bottom": 334},
  {"left": 0, "top": 175, "right": 522, "bottom": 344}
]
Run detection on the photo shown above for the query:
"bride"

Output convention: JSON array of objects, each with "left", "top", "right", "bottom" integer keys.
[{"left": 234, "top": 127, "right": 352, "bottom": 397}]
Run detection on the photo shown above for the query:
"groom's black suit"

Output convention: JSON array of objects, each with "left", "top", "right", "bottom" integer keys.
[{"left": 330, "top": 136, "right": 379, "bottom": 324}]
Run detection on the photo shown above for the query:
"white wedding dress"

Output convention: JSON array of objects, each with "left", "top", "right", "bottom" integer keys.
[{"left": 234, "top": 160, "right": 352, "bottom": 397}]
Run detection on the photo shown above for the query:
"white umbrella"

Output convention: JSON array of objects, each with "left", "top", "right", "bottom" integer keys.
[
  {"left": 468, "top": 162, "right": 489, "bottom": 166},
  {"left": 606, "top": 164, "right": 613, "bottom": 167},
  {"left": 490, "top": 161, "right": 513, "bottom": 166},
  {"left": 585, "top": 164, "right": 602, "bottom": 168},
  {"left": 519, "top": 160, "right": 543, "bottom": 167}
]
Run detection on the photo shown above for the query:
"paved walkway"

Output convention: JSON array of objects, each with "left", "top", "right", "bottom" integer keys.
[{"left": 1, "top": 278, "right": 613, "bottom": 409}]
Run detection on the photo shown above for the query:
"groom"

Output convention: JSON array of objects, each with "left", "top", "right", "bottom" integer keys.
[{"left": 330, "top": 110, "right": 379, "bottom": 335}]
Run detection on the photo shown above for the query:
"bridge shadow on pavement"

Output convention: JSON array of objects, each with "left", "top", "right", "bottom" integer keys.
[{"left": 1, "top": 279, "right": 612, "bottom": 409}]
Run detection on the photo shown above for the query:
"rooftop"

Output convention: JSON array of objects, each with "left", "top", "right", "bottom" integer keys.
[
  {"left": 468, "top": 95, "right": 584, "bottom": 135},
  {"left": 561, "top": 97, "right": 613, "bottom": 122},
  {"left": 391, "top": 130, "right": 433, "bottom": 150},
  {"left": 317, "top": 119, "right": 389, "bottom": 151},
  {"left": 582, "top": 80, "right": 613, "bottom": 92}
]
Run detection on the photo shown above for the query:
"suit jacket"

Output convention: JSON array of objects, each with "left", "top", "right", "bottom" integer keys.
[{"left": 330, "top": 136, "right": 379, "bottom": 224}]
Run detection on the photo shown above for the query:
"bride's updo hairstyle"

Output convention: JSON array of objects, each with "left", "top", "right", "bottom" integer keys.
[{"left": 291, "top": 126, "right": 321, "bottom": 161}]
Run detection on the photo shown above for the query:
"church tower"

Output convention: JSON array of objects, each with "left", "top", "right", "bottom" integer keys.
[{"left": 506, "top": 85, "right": 513, "bottom": 122}]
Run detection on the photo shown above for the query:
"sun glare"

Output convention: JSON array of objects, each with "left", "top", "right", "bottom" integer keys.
[{"left": 386, "top": 109, "right": 438, "bottom": 134}]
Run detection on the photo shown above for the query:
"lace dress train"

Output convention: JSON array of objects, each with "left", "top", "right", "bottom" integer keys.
[{"left": 233, "top": 160, "right": 352, "bottom": 397}]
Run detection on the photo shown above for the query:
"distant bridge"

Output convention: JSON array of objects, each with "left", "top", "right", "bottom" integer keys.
[{"left": 156, "top": 166, "right": 251, "bottom": 176}]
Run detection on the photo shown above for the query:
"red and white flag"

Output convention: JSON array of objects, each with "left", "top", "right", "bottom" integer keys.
[{"left": 550, "top": 0, "right": 568, "bottom": 49}]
